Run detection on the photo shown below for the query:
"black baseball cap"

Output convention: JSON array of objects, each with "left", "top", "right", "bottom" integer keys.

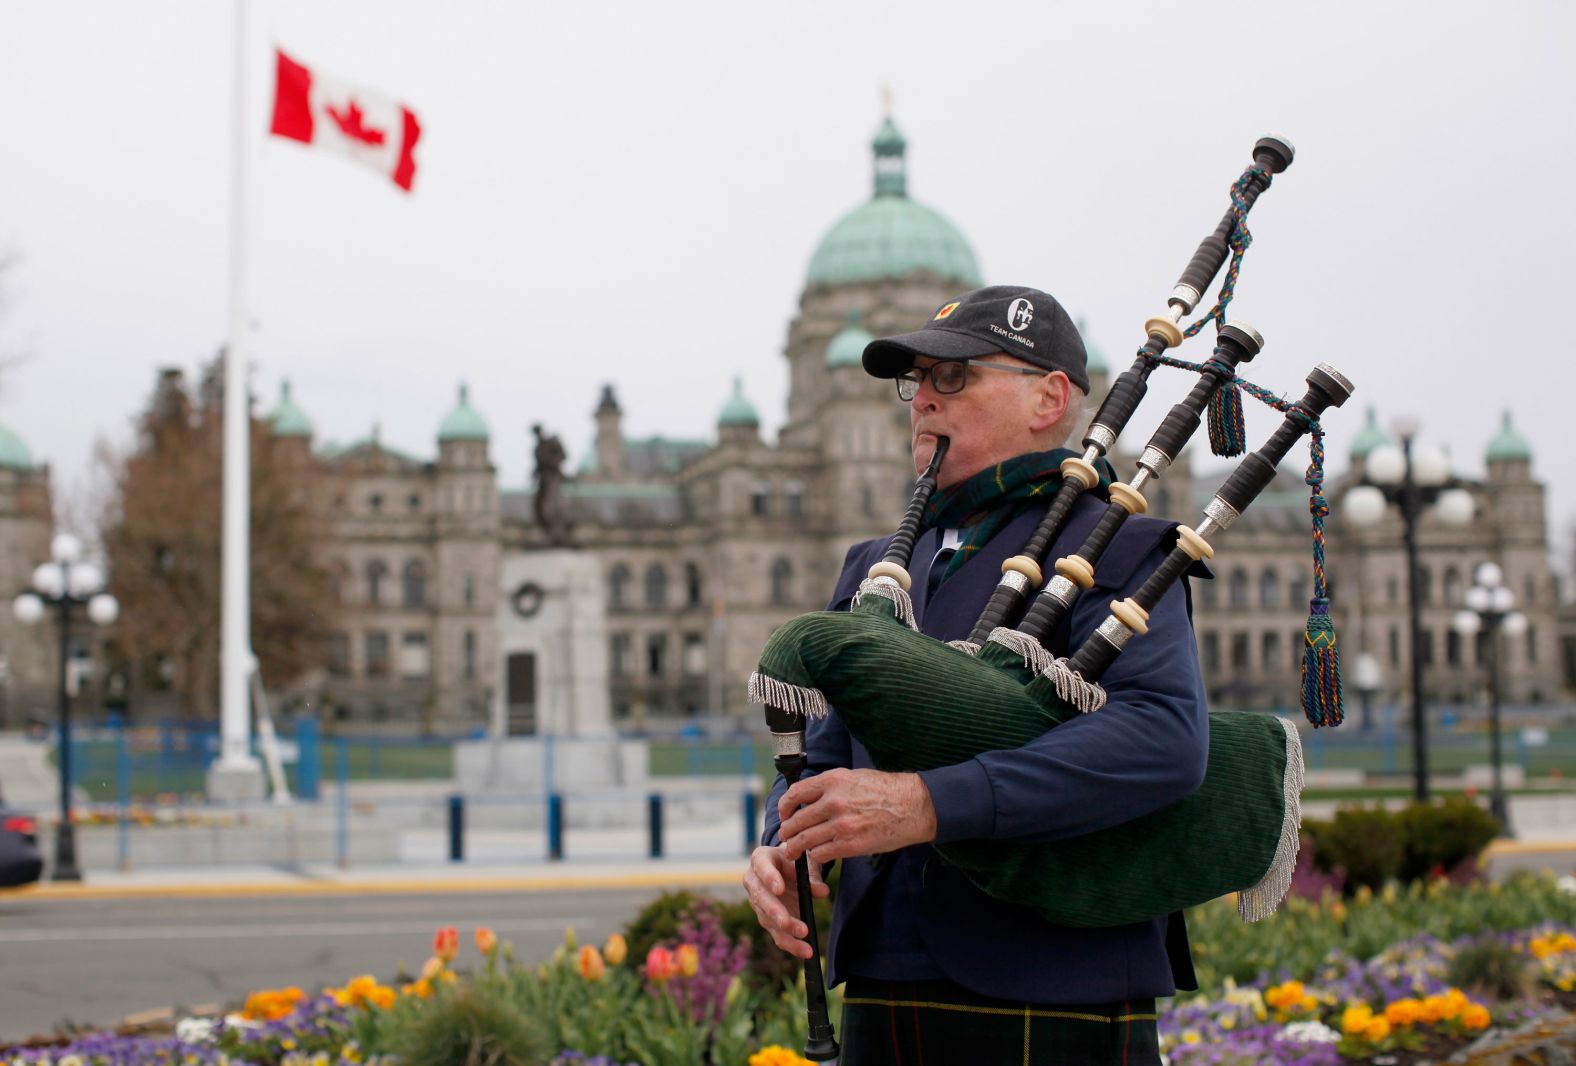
[{"left": 862, "top": 285, "right": 1090, "bottom": 394}]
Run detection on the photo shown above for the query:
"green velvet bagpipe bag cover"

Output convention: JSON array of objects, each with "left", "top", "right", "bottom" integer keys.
[{"left": 753, "top": 595, "right": 1302, "bottom": 927}]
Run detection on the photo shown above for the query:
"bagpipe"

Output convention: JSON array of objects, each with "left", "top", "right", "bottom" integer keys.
[{"left": 751, "top": 136, "right": 1355, "bottom": 1061}]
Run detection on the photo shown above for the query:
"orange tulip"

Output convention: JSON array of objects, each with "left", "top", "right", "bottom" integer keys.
[
  {"left": 604, "top": 933, "right": 628, "bottom": 966},
  {"left": 578, "top": 945, "right": 607, "bottom": 981},
  {"left": 420, "top": 956, "right": 445, "bottom": 981},
  {"left": 645, "top": 945, "right": 678, "bottom": 983},
  {"left": 475, "top": 927, "right": 498, "bottom": 955},
  {"left": 433, "top": 926, "right": 459, "bottom": 963},
  {"left": 676, "top": 943, "right": 699, "bottom": 978}
]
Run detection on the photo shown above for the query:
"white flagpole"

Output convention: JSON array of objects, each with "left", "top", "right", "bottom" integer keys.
[{"left": 218, "top": 0, "right": 260, "bottom": 783}]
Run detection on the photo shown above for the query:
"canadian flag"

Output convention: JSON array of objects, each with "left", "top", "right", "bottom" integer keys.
[{"left": 269, "top": 48, "right": 421, "bottom": 192}]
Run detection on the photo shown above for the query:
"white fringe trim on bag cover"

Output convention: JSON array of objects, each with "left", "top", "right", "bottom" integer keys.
[
  {"left": 1236, "top": 715, "right": 1306, "bottom": 923},
  {"left": 986, "top": 627, "right": 1057, "bottom": 677},
  {"left": 746, "top": 673, "right": 829, "bottom": 720},
  {"left": 853, "top": 578, "right": 917, "bottom": 631},
  {"left": 1039, "top": 657, "right": 1108, "bottom": 714}
]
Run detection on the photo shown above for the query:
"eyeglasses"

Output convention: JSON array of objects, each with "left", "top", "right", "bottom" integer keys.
[{"left": 895, "top": 359, "right": 1049, "bottom": 402}]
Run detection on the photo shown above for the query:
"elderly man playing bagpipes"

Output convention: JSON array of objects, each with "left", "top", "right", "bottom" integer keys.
[{"left": 745, "top": 282, "right": 1213, "bottom": 1064}]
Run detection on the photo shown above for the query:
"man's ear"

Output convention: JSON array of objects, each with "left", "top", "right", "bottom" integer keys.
[{"left": 1028, "top": 371, "right": 1071, "bottom": 433}]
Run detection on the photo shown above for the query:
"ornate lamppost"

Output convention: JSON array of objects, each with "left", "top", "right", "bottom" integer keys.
[
  {"left": 1344, "top": 419, "right": 1474, "bottom": 802},
  {"left": 11, "top": 533, "right": 120, "bottom": 881},
  {"left": 1351, "top": 651, "right": 1383, "bottom": 733},
  {"left": 1452, "top": 562, "right": 1526, "bottom": 835}
]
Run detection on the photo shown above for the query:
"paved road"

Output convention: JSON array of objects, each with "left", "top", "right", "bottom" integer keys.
[{"left": 0, "top": 882, "right": 741, "bottom": 1047}]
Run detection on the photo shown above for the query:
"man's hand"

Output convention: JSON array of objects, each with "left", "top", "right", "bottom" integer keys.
[
  {"left": 778, "top": 768, "right": 936, "bottom": 863},
  {"left": 743, "top": 844, "right": 829, "bottom": 960}
]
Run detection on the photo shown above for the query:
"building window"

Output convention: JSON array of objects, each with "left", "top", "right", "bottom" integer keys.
[
  {"left": 861, "top": 486, "right": 873, "bottom": 516},
  {"left": 1259, "top": 569, "right": 1280, "bottom": 610},
  {"left": 1527, "top": 625, "right": 1538, "bottom": 664},
  {"left": 1201, "top": 631, "right": 1220, "bottom": 672},
  {"left": 1389, "top": 626, "right": 1401, "bottom": 667},
  {"left": 750, "top": 480, "right": 771, "bottom": 517},
  {"left": 683, "top": 633, "right": 706, "bottom": 676},
  {"left": 1419, "top": 566, "right": 1433, "bottom": 605},
  {"left": 1447, "top": 629, "right": 1462, "bottom": 667},
  {"left": 366, "top": 560, "right": 389, "bottom": 607},
  {"left": 685, "top": 562, "right": 703, "bottom": 608},
  {"left": 1419, "top": 628, "right": 1435, "bottom": 666},
  {"left": 400, "top": 632, "right": 430, "bottom": 679},
  {"left": 1261, "top": 631, "right": 1281, "bottom": 670},
  {"left": 1289, "top": 573, "right": 1308, "bottom": 609},
  {"left": 369, "top": 493, "right": 384, "bottom": 513},
  {"left": 403, "top": 561, "right": 427, "bottom": 608},
  {"left": 646, "top": 634, "right": 668, "bottom": 678},
  {"left": 1386, "top": 576, "right": 1399, "bottom": 605},
  {"left": 365, "top": 631, "right": 390, "bottom": 677},
  {"left": 1291, "top": 630, "right": 1304, "bottom": 668},
  {"left": 331, "top": 562, "right": 351, "bottom": 605},
  {"left": 463, "top": 630, "right": 476, "bottom": 681},
  {"left": 645, "top": 565, "right": 668, "bottom": 609},
  {"left": 1443, "top": 567, "right": 1461, "bottom": 607},
  {"left": 609, "top": 564, "right": 630, "bottom": 610},
  {"left": 770, "top": 558, "right": 793, "bottom": 606},
  {"left": 1197, "top": 576, "right": 1218, "bottom": 609},
  {"left": 327, "top": 633, "right": 351, "bottom": 677},
  {"left": 1229, "top": 568, "right": 1250, "bottom": 609},
  {"left": 785, "top": 480, "right": 806, "bottom": 518},
  {"left": 1525, "top": 575, "right": 1537, "bottom": 607},
  {"left": 464, "top": 573, "right": 476, "bottom": 608},
  {"left": 610, "top": 633, "right": 633, "bottom": 678},
  {"left": 408, "top": 493, "right": 422, "bottom": 512},
  {"left": 1230, "top": 633, "right": 1251, "bottom": 671}
]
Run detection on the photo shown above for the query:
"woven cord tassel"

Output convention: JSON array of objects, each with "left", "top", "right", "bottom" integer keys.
[
  {"left": 1207, "top": 379, "right": 1247, "bottom": 457},
  {"left": 1299, "top": 426, "right": 1344, "bottom": 727}
]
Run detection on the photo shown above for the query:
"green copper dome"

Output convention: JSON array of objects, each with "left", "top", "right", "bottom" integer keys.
[
  {"left": 438, "top": 383, "right": 490, "bottom": 441},
  {"left": 266, "top": 380, "right": 313, "bottom": 439},
  {"left": 826, "top": 310, "right": 875, "bottom": 367},
  {"left": 718, "top": 377, "right": 759, "bottom": 427},
  {"left": 805, "top": 117, "right": 982, "bottom": 288},
  {"left": 1076, "top": 318, "right": 1107, "bottom": 376},
  {"left": 1350, "top": 407, "right": 1393, "bottom": 460},
  {"left": 0, "top": 420, "right": 33, "bottom": 470},
  {"left": 1486, "top": 409, "right": 1531, "bottom": 462}
]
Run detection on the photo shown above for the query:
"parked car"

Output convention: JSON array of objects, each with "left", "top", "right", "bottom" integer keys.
[{"left": 0, "top": 806, "right": 44, "bottom": 888}]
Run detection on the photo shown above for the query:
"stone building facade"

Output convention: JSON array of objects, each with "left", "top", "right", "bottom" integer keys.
[{"left": 0, "top": 421, "right": 54, "bottom": 727}]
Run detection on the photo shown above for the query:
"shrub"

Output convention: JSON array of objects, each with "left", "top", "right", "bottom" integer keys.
[
  {"left": 386, "top": 981, "right": 549, "bottom": 1066},
  {"left": 1311, "top": 806, "right": 1403, "bottom": 894},
  {"left": 1396, "top": 798, "right": 1500, "bottom": 883},
  {"left": 1448, "top": 936, "right": 1536, "bottom": 1001}
]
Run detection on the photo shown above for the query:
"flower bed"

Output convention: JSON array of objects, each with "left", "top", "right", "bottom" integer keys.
[{"left": 5, "top": 873, "right": 1575, "bottom": 1065}]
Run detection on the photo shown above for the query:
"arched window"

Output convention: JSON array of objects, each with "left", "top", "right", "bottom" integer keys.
[
  {"left": 463, "top": 629, "right": 476, "bottom": 681},
  {"left": 1443, "top": 567, "right": 1461, "bottom": 607},
  {"left": 1289, "top": 571, "right": 1309, "bottom": 610},
  {"left": 1229, "top": 568, "right": 1250, "bottom": 609},
  {"left": 784, "top": 480, "right": 806, "bottom": 519},
  {"left": 608, "top": 564, "right": 631, "bottom": 610},
  {"left": 1418, "top": 565, "right": 1433, "bottom": 605},
  {"left": 770, "top": 558, "right": 793, "bottom": 606},
  {"left": 1446, "top": 629, "right": 1462, "bottom": 666},
  {"left": 366, "top": 560, "right": 389, "bottom": 607},
  {"left": 1259, "top": 569, "right": 1280, "bottom": 609},
  {"left": 750, "top": 480, "right": 771, "bottom": 517},
  {"left": 645, "top": 564, "right": 668, "bottom": 609},
  {"left": 685, "top": 562, "right": 704, "bottom": 608},
  {"left": 403, "top": 561, "right": 427, "bottom": 608},
  {"left": 1197, "top": 575, "right": 1218, "bottom": 609}
]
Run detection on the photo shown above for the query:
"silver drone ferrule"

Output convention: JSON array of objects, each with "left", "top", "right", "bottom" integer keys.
[
  {"left": 1084, "top": 424, "right": 1117, "bottom": 455},
  {"left": 1200, "top": 496, "right": 1242, "bottom": 538},
  {"left": 770, "top": 732, "right": 805, "bottom": 758},
  {"left": 1043, "top": 574, "right": 1080, "bottom": 605},
  {"left": 997, "top": 570, "right": 1031, "bottom": 595},
  {"left": 1168, "top": 285, "right": 1202, "bottom": 316},
  {"left": 1095, "top": 615, "right": 1137, "bottom": 650},
  {"left": 1138, "top": 446, "right": 1174, "bottom": 480}
]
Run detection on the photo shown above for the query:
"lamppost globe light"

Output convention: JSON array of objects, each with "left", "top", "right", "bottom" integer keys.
[
  {"left": 1501, "top": 611, "right": 1529, "bottom": 637},
  {"left": 50, "top": 532, "right": 83, "bottom": 565},
  {"left": 1473, "top": 561, "right": 1504, "bottom": 588},
  {"left": 1389, "top": 414, "right": 1421, "bottom": 439},
  {"left": 68, "top": 562, "right": 104, "bottom": 599},
  {"left": 12, "top": 593, "right": 45, "bottom": 626},
  {"left": 1411, "top": 446, "right": 1451, "bottom": 487},
  {"left": 1490, "top": 586, "right": 1516, "bottom": 613},
  {"left": 1352, "top": 651, "right": 1383, "bottom": 692},
  {"left": 1344, "top": 485, "right": 1389, "bottom": 527},
  {"left": 1434, "top": 488, "right": 1476, "bottom": 527},
  {"left": 31, "top": 562, "right": 65, "bottom": 599},
  {"left": 1365, "top": 444, "right": 1406, "bottom": 485},
  {"left": 87, "top": 593, "right": 119, "bottom": 626},
  {"left": 1452, "top": 609, "right": 1482, "bottom": 636},
  {"left": 1465, "top": 585, "right": 1493, "bottom": 613}
]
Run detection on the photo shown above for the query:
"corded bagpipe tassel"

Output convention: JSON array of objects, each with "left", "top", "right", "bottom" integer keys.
[
  {"left": 1207, "top": 379, "right": 1248, "bottom": 457},
  {"left": 1298, "top": 428, "right": 1343, "bottom": 727}
]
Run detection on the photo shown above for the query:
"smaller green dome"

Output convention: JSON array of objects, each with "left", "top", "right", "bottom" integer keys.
[
  {"left": 826, "top": 310, "right": 875, "bottom": 367},
  {"left": 0, "top": 421, "right": 33, "bottom": 470},
  {"left": 1350, "top": 406, "right": 1393, "bottom": 460},
  {"left": 1076, "top": 318, "right": 1107, "bottom": 376},
  {"left": 1486, "top": 409, "right": 1531, "bottom": 463},
  {"left": 266, "top": 380, "right": 313, "bottom": 438},
  {"left": 438, "top": 383, "right": 489, "bottom": 441},
  {"left": 718, "top": 377, "right": 759, "bottom": 427}
]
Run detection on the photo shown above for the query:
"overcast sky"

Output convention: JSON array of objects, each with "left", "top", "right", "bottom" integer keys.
[{"left": 2, "top": 1, "right": 1573, "bottom": 568}]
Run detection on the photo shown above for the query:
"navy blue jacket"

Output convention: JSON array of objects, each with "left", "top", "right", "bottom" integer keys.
[{"left": 763, "top": 493, "right": 1209, "bottom": 1004}]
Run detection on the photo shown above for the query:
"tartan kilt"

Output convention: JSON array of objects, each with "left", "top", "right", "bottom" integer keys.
[{"left": 839, "top": 977, "right": 1161, "bottom": 1066}]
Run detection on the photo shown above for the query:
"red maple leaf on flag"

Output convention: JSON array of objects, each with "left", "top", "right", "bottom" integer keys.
[{"left": 326, "top": 99, "right": 386, "bottom": 146}]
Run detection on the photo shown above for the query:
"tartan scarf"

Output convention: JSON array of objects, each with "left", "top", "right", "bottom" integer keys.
[{"left": 921, "top": 448, "right": 1114, "bottom": 580}]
